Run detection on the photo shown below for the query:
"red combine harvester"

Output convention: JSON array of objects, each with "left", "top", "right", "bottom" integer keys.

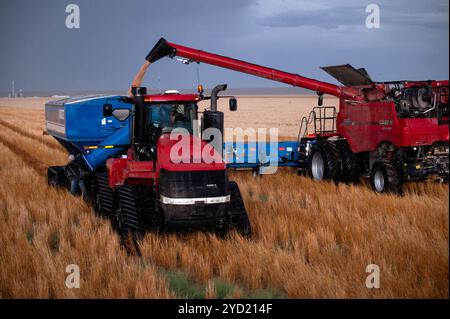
[{"left": 147, "top": 38, "right": 449, "bottom": 193}]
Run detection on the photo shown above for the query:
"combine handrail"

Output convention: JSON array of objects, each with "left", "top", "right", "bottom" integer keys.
[
  {"left": 297, "top": 110, "right": 317, "bottom": 141},
  {"left": 297, "top": 106, "right": 337, "bottom": 141}
]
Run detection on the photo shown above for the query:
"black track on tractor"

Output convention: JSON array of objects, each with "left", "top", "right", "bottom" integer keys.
[
  {"left": 116, "top": 185, "right": 162, "bottom": 239},
  {"left": 91, "top": 172, "right": 115, "bottom": 218},
  {"left": 227, "top": 181, "right": 252, "bottom": 237},
  {"left": 91, "top": 174, "right": 251, "bottom": 240}
]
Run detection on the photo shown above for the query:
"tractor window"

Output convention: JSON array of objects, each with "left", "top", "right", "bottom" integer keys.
[{"left": 149, "top": 103, "right": 197, "bottom": 134}]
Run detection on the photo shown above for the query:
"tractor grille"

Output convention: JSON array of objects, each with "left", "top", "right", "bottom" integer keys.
[{"left": 159, "top": 169, "right": 228, "bottom": 198}]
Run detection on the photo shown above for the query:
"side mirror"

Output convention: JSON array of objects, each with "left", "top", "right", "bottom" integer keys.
[
  {"left": 318, "top": 93, "right": 324, "bottom": 106},
  {"left": 229, "top": 98, "right": 237, "bottom": 111},
  {"left": 103, "top": 104, "right": 113, "bottom": 117}
]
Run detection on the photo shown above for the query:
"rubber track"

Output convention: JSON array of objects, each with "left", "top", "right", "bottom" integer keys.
[
  {"left": 117, "top": 185, "right": 154, "bottom": 237},
  {"left": 228, "top": 181, "right": 252, "bottom": 236},
  {"left": 96, "top": 173, "right": 115, "bottom": 217},
  {"left": 0, "top": 119, "right": 62, "bottom": 152}
]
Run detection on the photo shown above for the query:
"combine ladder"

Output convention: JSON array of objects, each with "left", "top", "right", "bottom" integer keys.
[
  {"left": 297, "top": 106, "right": 337, "bottom": 140},
  {"left": 297, "top": 106, "right": 337, "bottom": 172}
]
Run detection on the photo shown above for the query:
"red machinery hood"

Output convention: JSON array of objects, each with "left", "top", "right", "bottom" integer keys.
[{"left": 157, "top": 133, "right": 226, "bottom": 171}]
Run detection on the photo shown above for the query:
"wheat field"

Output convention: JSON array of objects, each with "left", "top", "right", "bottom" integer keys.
[{"left": 0, "top": 97, "right": 448, "bottom": 298}]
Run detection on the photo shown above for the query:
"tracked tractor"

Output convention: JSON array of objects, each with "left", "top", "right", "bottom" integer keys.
[
  {"left": 146, "top": 38, "right": 449, "bottom": 194},
  {"left": 45, "top": 60, "right": 251, "bottom": 238}
]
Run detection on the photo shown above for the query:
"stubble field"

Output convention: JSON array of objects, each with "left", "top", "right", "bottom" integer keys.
[{"left": 0, "top": 96, "right": 448, "bottom": 298}]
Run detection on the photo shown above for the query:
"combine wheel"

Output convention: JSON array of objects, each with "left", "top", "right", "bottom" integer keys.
[
  {"left": 226, "top": 181, "right": 252, "bottom": 237},
  {"left": 370, "top": 160, "right": 403, "bottom": 194},
  {"left": 336, "top": 140, "right": 360, "bottom": 183},
  {"left": 307, "top": 139, "right": 341, "bottom": 182}
]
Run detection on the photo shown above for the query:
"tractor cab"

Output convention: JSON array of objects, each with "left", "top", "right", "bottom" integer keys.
[
  {"left": 133, "top": 92, "right": 201, "bottom": 161},
  {"left": 134, "top": 85, "right": 237, "bottom": 162},
  {"left": 144, "top": 93, "right": 200, "bottom": 135}
]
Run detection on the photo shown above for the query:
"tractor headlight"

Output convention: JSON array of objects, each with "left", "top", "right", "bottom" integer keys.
[{"left": 160, "top": 195, "right": 230, "bottom": 205}]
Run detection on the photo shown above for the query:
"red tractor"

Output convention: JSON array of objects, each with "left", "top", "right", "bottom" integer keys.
[
  {"left": 146, "top": 38, "right": 449, "bottom": 193},
  {"left": 46, "top": 60, "right": 251, "bottom": 239},
  {"left": 101, "top": 84, "right": 251, "bottom": 239}
]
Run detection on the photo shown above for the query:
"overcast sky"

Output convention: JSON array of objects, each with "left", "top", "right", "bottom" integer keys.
[{"left": 0, "top": 0, "right": 448, "bottom": 95}]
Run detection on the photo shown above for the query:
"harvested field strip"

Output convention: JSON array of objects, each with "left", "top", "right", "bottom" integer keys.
[
  {"left": 0, "top": 120, "right": 67, "bottom": 165},
  {"left": 0, "top": 118, "right": 62, "bottom": 152},
  {"left": 0, "top": 144, "right": 172, "bottom": 298},
  {"left": 0, "top": 113, "right": 54, "bottom": 137},
  {"left": 0, "top": 135, "right": 48, "bottom": 177}
]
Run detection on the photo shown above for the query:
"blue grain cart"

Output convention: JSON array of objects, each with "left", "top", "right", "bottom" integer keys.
[
  {"left": 45, "top": 95, "right": 132, "bottom": 171},
  {"left": 224, "top": 140, "right": 301, "bottom": 174}
]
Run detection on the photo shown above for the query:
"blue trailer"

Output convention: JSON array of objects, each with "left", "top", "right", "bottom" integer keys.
[{"left": 224, "top": 140, "right": 301, "bottom": 174}]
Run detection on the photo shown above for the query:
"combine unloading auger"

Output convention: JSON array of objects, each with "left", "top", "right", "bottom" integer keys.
[{"left": 145, "top": 38, "right": 357, "bottom": 99}]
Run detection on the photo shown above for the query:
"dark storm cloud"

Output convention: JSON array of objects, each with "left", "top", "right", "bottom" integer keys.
[
  {"left": 0, "top": 0, "right": 448, "bottom": 94},
  {"left": 258, "top": 6, "right": 364, "bottom": 29},
  {"left": 257, "top": 1, "right": 449, "bottom": 30},
  {"left": 0, "top": 0, "right": 254, "bottom": 93}
]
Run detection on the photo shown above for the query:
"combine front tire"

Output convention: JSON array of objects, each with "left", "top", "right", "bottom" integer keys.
[
  {"left": 227, "top": 181, "right": 252, "bottom": 237},
  {"left": 370, "top": 161, "right": 403, "bottom": 194},
  {"left": 336, "top": 140, "right": 360, "bottom": 183},
  {"left": 307, "top": 139, "right": 341, "bottom": 182}
]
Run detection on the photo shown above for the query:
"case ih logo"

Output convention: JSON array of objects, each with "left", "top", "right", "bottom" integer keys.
[
  {"left": 379, "top": 119, "right": 393, "bottom": 126},
  {"left": 343, "top": 119, "right": 392, "bottom": 126},
  {"left": 343, "top": 118, "right": 352, "bottom": 126}
]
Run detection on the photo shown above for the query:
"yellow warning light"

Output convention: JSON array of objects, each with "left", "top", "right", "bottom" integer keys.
[{"left": 197, "top": 84, "right": 204, "bottom": 94}]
